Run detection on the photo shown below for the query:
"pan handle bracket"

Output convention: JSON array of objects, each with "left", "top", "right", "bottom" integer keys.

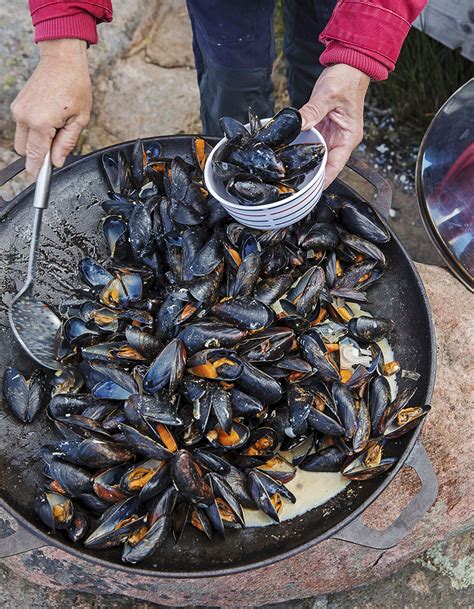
[
  {"left": 0, "top": 500, "right": 45, "bottom": 559},
  {"left": 332, "top": 440, "right": 438, "bottom": 550},
  {"left": 344, "top": 156, "right": 392, "bottom": 220}
]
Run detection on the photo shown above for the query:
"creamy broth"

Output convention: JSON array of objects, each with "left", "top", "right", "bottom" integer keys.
[{"left": 244, "top": 470, "right": 349, "bottom": 526}]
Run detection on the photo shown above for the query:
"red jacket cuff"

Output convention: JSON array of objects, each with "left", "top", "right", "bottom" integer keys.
[
  {"left": 320, "top": 0, "right": 427, "bottom": 78},
  {"left": 320, "top": 42, "right": 389, "bottom": 80},
  {"left": 34, "top": 12, "right": 98, "bottom": 44}
]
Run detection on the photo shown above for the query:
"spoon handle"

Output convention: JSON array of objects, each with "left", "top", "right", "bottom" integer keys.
[{"left": 32, "top": 150, "right": 52, "bottom": 210}]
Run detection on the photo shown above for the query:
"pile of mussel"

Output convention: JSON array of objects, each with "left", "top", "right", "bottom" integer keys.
[
  {"left": 2, "top": 130, "right": 429, "bottom": 565},
  {"left": 212, "top": 107, "right": 325, "bottom": 205}
]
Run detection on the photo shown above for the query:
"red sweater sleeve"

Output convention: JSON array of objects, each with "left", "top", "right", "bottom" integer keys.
[
  {"left": 29, "top": 1, "right": 113, "bottom": 45},
  {"left": 319, "top": 0, "right": 428, "bottom": 80}
]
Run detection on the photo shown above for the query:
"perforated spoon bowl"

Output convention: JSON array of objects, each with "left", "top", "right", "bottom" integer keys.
[{"left": 8, "top": 150, "right": 61, "bottom": 370}]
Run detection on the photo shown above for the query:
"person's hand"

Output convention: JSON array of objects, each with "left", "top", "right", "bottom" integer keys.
[
  {"left": 10, "top": 39, "right": 92, "bottom": 178},
  {"left": 299, "top": 64, "right": 370, "bottom": 188}
]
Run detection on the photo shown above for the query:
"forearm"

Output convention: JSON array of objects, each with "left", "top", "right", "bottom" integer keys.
[
  {"left": 29, "top": 0, "right": 113, "bottom": 44},
  {"left": 319, "top": 0, "right": 428, "bottom": 80}
]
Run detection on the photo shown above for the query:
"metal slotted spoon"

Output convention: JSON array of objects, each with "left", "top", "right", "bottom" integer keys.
[{"left": 8, "top": 150, "right": 61, "bottom": 370}]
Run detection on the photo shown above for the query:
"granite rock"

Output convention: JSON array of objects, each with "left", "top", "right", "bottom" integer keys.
[
  {"left": 92, "top": 52, "right": 200, "bottom": 146},
  {"left": 145, "top": 0, "right": 195, "bottom": 68}
]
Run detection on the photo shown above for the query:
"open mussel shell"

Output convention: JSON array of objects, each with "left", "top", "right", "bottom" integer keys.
[
  {"left": 247, "top": 469, "right": 295, "bottom": 523},
  {"left": 297, "top": 221, "right": 340, "bottom": 251},
  {"left": 93, "top": 464, "right": 130, "bottom": 503},
  {"left": 122, "top": 488, "right": 176, "bottom": 564},
  {"left": 102, "top": 151, "right": 134, "bottom": 196},
  {"left": 36, "top": 491, "right": 74, "bottom": 530},
  {"left": 212, "top": 386, "right": 233, "bottom": 433},
  {"left": 339, "top": 231, "right": 386, "bottom": 266},
  {"left": 232, "top": 427, "right": 279, "bottom": 469},
  {"left": 84, "top": 496, "right": 145, "bottom": 549},
  {"left": 102, "top": 215, "right": 130, "bottom": 260},
  {"left": 129, "top": 202, "right": 155, "bottom": 261},
  {"left": 189, "top": 233, "right": 223, "bottom": 277},
  {"left": 306, "top": 406, "right": 344, "bottom": 437},
  {"left": 207, "top": 472, "right": 245, "bottom": 527},
  {"left": 383, "top": 405, "right": 430, "bottom": 439},
  {"left": 287, "top": 385, "right": 313, "bottom": 437},
  {"left": 192, "top": 137, "right": 213, "bottom": 172},
  {"left": 255, "top": 272, "right": 295, "bottom": 306},
  {"left": 219, "top": 116, "right": 249, "bottom": 140},
  {"left": 119, "top": 458, "right": 163, "bottom": 493},
  {"left": 229, "top": 388, "right": 264, "bottom": 417},
  {"left": 187, "top": 349, "right": 243, "bottom": 381},
  {"left": 83, "top": 362, "right": 138, "bottom": 401},
  {"left": 48, "top": 393, "right": 110, "bottom": 420},
  {"left": 207, "top": 420, "right": 250, "bottom": 451},
  {"left": 369, "top": 375, "right": 392, "bottom": 436},
  {"left": 102, "top": 194, "right": 135, "bottom": 219},
  {"left": 81, "top": 342, "right": 146, "bottom": 365},
  {"left": 125, "top": 326, "right": 162, "bottom": 360},
  {"left": 331, "top": 382, "right": 357, "bottom": 441},
  {"left": 342, "top": 441, "right": 396, "bottom": 480},
  {"left": 122, "top": 515, "right": 170, "bottom": 564},
  {"left": 139, "top": 461, "right": 172, "bottom": 503},
  {"left": 191, "top": 506, "right": 214, "bottom": 539},
  {"left": 376, "top": 384, "right": 418, "bottom": 435},
  {"left": 237, "top": 327, "right": 294, "bottom": 363}
]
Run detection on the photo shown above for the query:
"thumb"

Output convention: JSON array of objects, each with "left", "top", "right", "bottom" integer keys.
[
  {"left": 51, "top": 118, "right": 86, "bottom": 168},
  {"left": 300, "top": 98, "right": 331, "bottom": 131}
]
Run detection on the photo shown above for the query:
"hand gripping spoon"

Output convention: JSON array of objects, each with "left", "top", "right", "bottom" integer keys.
[{"left": 8, "top": 150, "right": 62, "bottom": 370}]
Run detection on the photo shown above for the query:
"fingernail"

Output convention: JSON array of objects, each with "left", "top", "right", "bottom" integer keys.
[{"left": 54, "top": 157, "right": 65, "bottom": 168}]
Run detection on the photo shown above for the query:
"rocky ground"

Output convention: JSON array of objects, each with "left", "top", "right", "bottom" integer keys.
[{"left": 0, "top": 1, "right": 470, "bottom": 607}]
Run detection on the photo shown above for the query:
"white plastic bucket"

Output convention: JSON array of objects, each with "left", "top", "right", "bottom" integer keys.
[{"left": 204, "top": 119, "right": 327, "bottom": 230}]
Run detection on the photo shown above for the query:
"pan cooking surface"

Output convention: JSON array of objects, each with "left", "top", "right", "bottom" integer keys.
[{"left": 0, "top": 137, "right": 435, "bottom": 576}]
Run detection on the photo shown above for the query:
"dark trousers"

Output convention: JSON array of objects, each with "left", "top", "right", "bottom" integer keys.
[{"left": 186, "top": 0, "right": 337, "bottom": 136}]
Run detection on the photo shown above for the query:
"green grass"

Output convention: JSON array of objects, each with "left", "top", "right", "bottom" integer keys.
[{"left": 369, "top": 27, "right": 474, "bottom": 140}]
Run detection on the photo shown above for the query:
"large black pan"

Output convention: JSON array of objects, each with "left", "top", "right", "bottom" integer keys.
[{"left": 0, "top": 136, "right": 437, "bottom": 577}]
